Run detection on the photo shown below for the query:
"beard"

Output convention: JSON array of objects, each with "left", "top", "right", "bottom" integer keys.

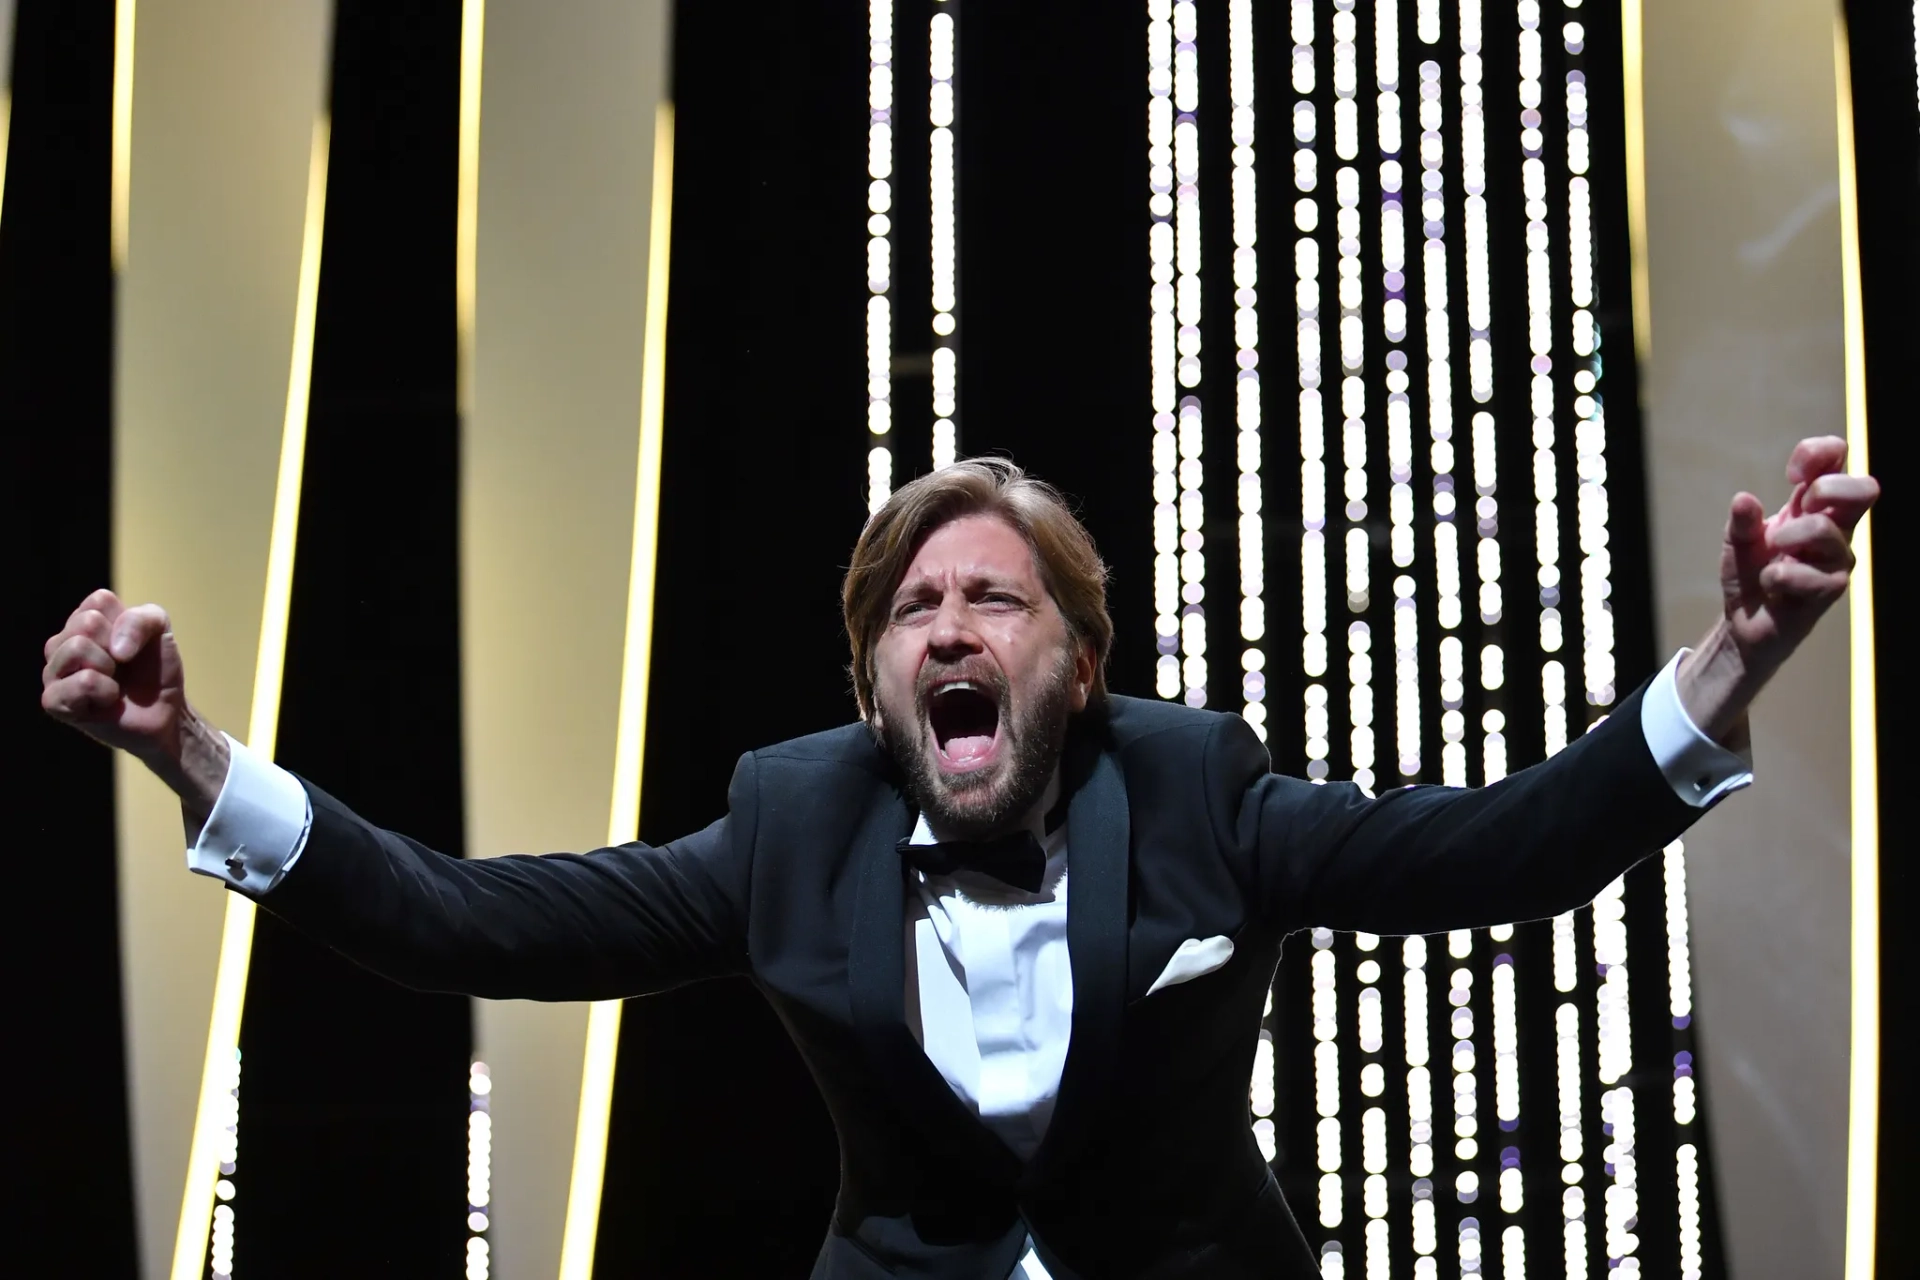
[{"left": 879, "top": 644, "right": 1077, "bottom": 841}]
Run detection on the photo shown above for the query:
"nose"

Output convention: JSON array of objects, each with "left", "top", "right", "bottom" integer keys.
[{"left": 925, "top": 590, "right": 982, "bottom": 661}]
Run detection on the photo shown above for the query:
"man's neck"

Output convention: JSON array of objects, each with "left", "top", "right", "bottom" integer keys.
[{"left": 923, "top": 766, "right": 1062, "bottom": 845}]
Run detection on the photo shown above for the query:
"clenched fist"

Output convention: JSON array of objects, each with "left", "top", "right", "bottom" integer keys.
[{"left": 41, "top": 588, "right": 228, "bottom": 821}]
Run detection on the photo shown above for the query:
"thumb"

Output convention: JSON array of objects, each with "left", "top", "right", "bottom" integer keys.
[{"left": 110, "top": 604, "right": 172, "bottom": 663}]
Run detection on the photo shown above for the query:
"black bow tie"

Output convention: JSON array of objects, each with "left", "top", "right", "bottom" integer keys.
[{"left": 898, "top": 830, "right": 1048, "bottom": 893}]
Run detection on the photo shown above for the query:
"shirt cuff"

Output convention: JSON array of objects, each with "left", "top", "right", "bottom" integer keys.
[
  {"left": 185, "top": 732, "right": 314, "bottom": 894},
  {"left": 1640, "top": 648, "right": 1755, "bottom": 809}
]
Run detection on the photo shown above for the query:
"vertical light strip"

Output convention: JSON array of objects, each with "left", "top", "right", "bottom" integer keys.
[
  {"left": 467, "top": 1060, "right": 493, "bottom": 1278},
  {"left": 1404, "top": 934, "right": 1436, "bottom": 1279},
  {"left": 1312, "top": 929, "right": 1346, "bottom": 1253},
  {"left": 1461, "top": 0, "right": 1504, "bottom": 793},
  {"left": 1593, "top": 874, "right": 1638, "bottom": 1275},
  {"left": 866, "top": 0, "right": 895, "bottom": 511},
  {"left": 1665, "top": 841, "right": 1704, "bottom": 1280},
  {"left": 1294, "top": 0, "right": 1331, "bottom": 781},
  {"left": 455, "top": 0, "right": 486, "bottom": 418},
  {"left": 207, "top": 1050, "right": 239, "bottom": 1279},
  {"left": 1565, "top": 18, "right": 1614, "bottom": 713},
  {"left": 929, "top": 2, "right": 958, "bottom": 469},
  {"left": 1445, "top": 932, "right": 1481, "bottom": 1275},
  {"left": 1833, "top": 17, "right": 1879, "bottom": 1280},
  {"left": 1554, "top": 1001, "right": 1587, "bottom": 1278},
  {"left": 169, "top": 114, "right": 330, "bottom": 1280},
  {"left": 1617, "top": 0, "right": 1650, "bottom": 366},
  {"left": 1417, "top": 50, "right": 1466, "bottom": 789},
  {"left": 1228, "top": 0, "right": 1267, "bottom": 739},
  {"left": 555, "top": 101, "right": 674, "bottom": 1280},
  {"left": 111, "top": 0, "right": 137, "bottom": 270},
  {"left": 1150, "top": 0, "right": 1180, "bottom": 701},
  {"left": 1148, "top": 0, "right": 1208, "bottom": 708},
  {"left": 1356, "top": 934, "right": 1387, "bottom": 1280},
  {"left": 1377, "top": 0, "right": 1421, "bottom": 792},
  {"left": 1173, "top": 0, "right": 1208, "bottom": 708},
  {"left": 1332, "top": 0, "right": 1372, "bottom": 792}
]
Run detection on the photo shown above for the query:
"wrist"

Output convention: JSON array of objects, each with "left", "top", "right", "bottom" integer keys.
[
  {"left": 1676, "top": 621, "right": 1769, "bottom": 741},
  {"left": 149, "top": 706, "right": 231, "bottom": 828}
]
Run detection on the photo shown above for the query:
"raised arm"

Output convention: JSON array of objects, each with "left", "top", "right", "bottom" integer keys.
[
  {"left": 41, "top": 588, "right": 753, "bottom": 1001},
  {"left": 1225, "top": 433, "right": 1875, "bottom": 936},
  {"left": 257, "top": 760, "right": 755, "bottom": 1001},
  {"left": 1224, "top": 679, "right": 1704, "bottom": 936}
]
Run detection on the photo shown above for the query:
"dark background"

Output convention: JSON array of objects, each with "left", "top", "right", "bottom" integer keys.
[{"left": 4, "top": 1, "right": 1907, "bottom": 1275}]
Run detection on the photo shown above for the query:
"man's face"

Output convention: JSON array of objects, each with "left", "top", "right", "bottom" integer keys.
[{"left": 871, "top": 513, "right": 1094, "bottom": 839}]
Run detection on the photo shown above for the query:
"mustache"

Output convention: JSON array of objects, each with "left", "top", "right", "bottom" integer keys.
[{"left": 914, "top": 659, "right": 1009, "bottom": 709}]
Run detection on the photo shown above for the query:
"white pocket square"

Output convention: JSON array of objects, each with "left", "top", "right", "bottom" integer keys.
[{"left": 1145, "top": 934, "right": 1236, "bottom": 996}]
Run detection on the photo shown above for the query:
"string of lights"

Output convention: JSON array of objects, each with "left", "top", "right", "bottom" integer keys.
[
  {"left": 209, "top": 1048, "right": 241, "bottom": 1280},
  {"left": 1665, "top": 843, "right": 1704, "bottom": 1280},
  {"left": 1229, "top": 0, "right": 1267, "bottom": 739},
  {"left": 1333, "top": 0, "right": 1373, "bottom": 793},
  {"left": 866, "top": 0, "right": 896, "bottom": 512},
  {"left": 1355, "top": 931, "right": 1387, "bottom": 1280},
  {"left": 930, "top": 2, "right": 958, "bottom": 469},
  {"left": 1295, "top": 0, "right": 1331, "bottom": 783},
  {"left": 467, "top": 1060, "right": 492, "bottom": 1279},
  {"left": 1313, "top": 928, "right": 1345, "bottom": 1244},
  {"left": 1150, "top": 0, "right": 1210, "bottom": 708},
  {"left": 1403, "top": 934, "right": 1436, "bottom": 1276}
]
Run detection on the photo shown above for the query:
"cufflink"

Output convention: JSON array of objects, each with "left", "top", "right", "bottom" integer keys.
[{"left": 225, "top": 844, "right": 248, "bottom": 878}]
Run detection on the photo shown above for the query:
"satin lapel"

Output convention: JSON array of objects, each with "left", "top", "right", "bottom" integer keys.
[
  {"left": 846, "top": 775, "right": 1023, "bottom": 1185},
  {"left": 1024, "top": 723, "right": 1130, "bottom": 1189}
]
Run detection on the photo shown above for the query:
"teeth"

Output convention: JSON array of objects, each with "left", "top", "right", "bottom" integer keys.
[{"left": 936, "top": 680, "right": 979, "bottom": 695}]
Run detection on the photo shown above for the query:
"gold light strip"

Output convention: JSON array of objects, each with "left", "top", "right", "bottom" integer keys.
[
  {"left": 167, "top": 115, "right": 330, "bottom": 1280},
  {"left": 1618, "top": 0, "right": 1652, "bottom": 367},
  {"left": 555, "top": 100, "right": 674, "bottom": 1280},
  {"left": 0, "top": 89, "right": 11, "bottom": 229},
  {"left": 1832, "top": 16, "right": 1878, "bottom": 1280},
  {"left": 111, "top": 0, "right": 136, "bottom": 270},
  {"left": 456, "top": 0, "right": 485, "bottom": 416}
]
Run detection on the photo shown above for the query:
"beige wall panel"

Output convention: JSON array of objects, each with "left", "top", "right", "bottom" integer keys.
[
  {"left": 112, "top": 2, "right": 331, "bottom": 1276},
  {"left": 461, "top": 1, "right": 670, "bottom": 1275},
  {"left": 1640, "top": 2, "right": 1852, "bottom": 1275}
]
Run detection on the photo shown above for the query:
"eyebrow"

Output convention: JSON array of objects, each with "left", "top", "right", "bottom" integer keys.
[{"left": 890, "top": 570, "right": 1028, "bottom": 604}]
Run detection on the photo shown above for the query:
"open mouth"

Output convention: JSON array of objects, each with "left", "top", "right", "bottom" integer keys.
[{"left": 926, "top": 679, "right": 1003, "bottom": 773}]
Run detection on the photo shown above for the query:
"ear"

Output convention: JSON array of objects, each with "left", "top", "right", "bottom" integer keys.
[{"left": 1068, "top": 639, "right": 1095, "bottom": 713}]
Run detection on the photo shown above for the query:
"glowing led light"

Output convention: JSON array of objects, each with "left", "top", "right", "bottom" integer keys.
[
  {"left": 468, "top": 1060, "right": 492, "bottom": 1264},
  {"left": 1403, "top": 933, "right": 1436, "bottom": 1270},
  {"left": 1503, "top": 1222, "right": 1527, "bottom": 1280},
  {"left": 1150, "top": 0, "right": 1208, "bottom": 706},
  {"left": 206, "top": 1049, "right": 240, "bottom": 1279},
  {"left": 1293, "top": 0, "right": 1330, "bottom": 778},
  {"left": 1677, "top": 1142, "right": 1703, "bottom": 1280},
  {"left": 929, "top": 6, "right": 958, "bottom": 468},
  {"left": 1313, "top": 930, "right": 1344, "bottom": 1229},
  {"left": 1229, "top": 0, "right": 1267, "bottom": 738},
  {"left": 1555, "top": 1001, "right": 1585, "bottom": 1275},
  {"left": 867, "top": 0, "right": 896, "bottom": 510}
]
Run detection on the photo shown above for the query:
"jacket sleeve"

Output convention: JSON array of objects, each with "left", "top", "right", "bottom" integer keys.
[
  {"left": 253, "top": 752, "right": 759, "bottom": 1001},
  {"left": 1216, "top": 681, "right": 1709, "bottom": 935}
]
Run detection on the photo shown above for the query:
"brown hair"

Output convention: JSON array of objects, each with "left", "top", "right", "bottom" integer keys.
[{"left": 842, "top": 458, "right": 1113, "bottom": 720}]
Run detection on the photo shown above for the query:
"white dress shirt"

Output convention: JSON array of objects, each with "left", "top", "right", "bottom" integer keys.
[{"left": 186, "top": 649, "right": 1749, "bottom": 1280}]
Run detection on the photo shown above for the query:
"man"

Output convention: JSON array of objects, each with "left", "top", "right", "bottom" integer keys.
[{"left": 42, "top": 440, "right": 1874, "bottom": 1278}]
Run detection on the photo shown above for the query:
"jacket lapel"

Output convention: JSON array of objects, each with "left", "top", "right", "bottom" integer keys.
[
  {"left": 846, "top": 770, "right": 1024, "bottom": 1186},
  {"left": 1023, "top": 715, "right": 1130, "bottom": 1191}
]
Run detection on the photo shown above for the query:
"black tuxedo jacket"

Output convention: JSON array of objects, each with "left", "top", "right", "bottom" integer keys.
[{"left": 260, "top": 687, "right": 1708, "bottom": 1278}]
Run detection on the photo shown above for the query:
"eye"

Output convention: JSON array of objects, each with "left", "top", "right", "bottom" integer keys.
[{"left": 894, "top": 600, "right": 931, "bottom": 620}]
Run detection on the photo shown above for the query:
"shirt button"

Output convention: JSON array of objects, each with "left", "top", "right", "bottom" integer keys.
[{"left": 1693, "top": 776, "right": 1710, "bottom": 793}]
